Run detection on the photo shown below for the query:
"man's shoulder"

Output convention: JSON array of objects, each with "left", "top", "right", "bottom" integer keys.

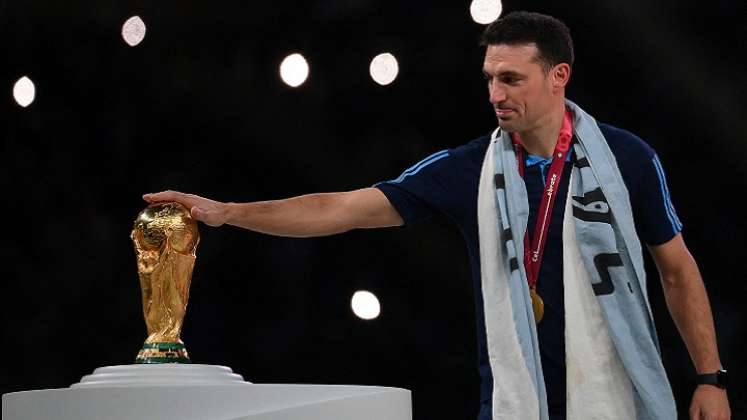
[
  {"left": 413, "top": 132, "right": 490, "bottom": 178},
  {"left": 597, "top": 122, "right": 657, "bottom": 160},
  {"left": 449, "top": 132, "right": 492, "bottom": 163}
]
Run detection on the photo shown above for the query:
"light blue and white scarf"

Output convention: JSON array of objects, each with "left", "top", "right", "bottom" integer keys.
[{"left": 476, "top": 99, "right": 676, "bottom": 419}]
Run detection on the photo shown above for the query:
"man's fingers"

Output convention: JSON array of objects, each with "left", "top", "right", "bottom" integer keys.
[
  {"left": 143, "top": 190, "right": 187, "bottom": 204},
  {"left": 142, "top": 190, "right": 177, "bottom": 202}
]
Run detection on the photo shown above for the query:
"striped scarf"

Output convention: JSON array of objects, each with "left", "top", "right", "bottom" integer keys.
[{"left": 476, "top": 99, "right": 676, "bottom": 419}]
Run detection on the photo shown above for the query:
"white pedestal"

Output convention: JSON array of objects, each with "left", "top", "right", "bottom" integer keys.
[{"left": 2, "top": 365, "right": 412, "bottom": 420}]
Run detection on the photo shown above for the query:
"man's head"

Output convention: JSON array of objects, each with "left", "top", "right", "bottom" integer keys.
[{"left": 480, "top": 12, "right": 574, "bottom": 133}]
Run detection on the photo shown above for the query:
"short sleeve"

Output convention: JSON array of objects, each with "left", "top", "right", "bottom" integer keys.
[
  {"left": 374, "top": 149, "right": 456, "bottom": 225},
  {"left": 632, "top": 153, "right": 684, "bottom": 246}
]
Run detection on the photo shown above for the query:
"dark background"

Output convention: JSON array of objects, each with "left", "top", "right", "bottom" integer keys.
[{"left": 1, "top": 0, "right": 745, "bottom": 418}]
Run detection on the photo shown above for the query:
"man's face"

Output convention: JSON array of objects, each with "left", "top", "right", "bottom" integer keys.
[{"left": 482, "top": 43, "right": 555, "bottom": 133}]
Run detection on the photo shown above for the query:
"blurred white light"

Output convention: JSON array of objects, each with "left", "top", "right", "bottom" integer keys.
[
  {"left": 369, "top": 53, "right": 399, "bottom": 86},
  {"left": 351, "top": 290, "right": 381, "bottom": 320},
  {"left": 13, "top": 76, "right": 35, "bottom": 108},
  {"left": 122, "top": 16, "right": 146, "bottom": 47},
  {"left": 279, "top": 53, "right": 309, "bottom": 88},
  {"left": 470, "top": 0, "right": 502, "bottom": 24}
]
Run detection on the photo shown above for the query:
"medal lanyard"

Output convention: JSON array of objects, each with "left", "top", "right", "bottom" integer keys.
[{"left": 511, "top": 110, "right": 573, "bottom": 289}]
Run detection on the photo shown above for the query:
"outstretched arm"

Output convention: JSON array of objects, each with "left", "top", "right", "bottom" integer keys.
[
  {"left": 143, "top": 188, "right": 403, "bottom": 238},
  {"left": 648, "top": 233, "right": 730, "bottom": 420}
]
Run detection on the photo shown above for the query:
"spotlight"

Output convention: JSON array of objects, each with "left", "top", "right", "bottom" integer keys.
[
  {"left": 279, "top": 53, "right": 309, "bottom": 88},
  {"left": 122, "top": 16, "right": 146, "bottom": 47},
  {"left": 13, "top": 76, "right": 35, "bottom": 108},
  {"left": 470, "top": 0, "right": 502, "bottom": 24},
  {"left": 351, "top": 290, "right": 381, "bottom": 320},
  {"left": 369, "top": 53, "right": 399, "bottom": 86}
]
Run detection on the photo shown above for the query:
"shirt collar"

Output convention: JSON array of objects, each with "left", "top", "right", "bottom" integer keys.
[{"left": 525, "top": 151, "right": 572, "bottom": 167}]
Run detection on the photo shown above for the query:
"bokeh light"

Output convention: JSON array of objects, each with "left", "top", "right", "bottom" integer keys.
[
  {"left": 470, "top": 0, "right": 502, "bottom": 25},
  {"left": 13, "top": 76, "right": 35, "bottom": 108},
  {"left": 122, "top": 16, "right": 146, "bottom": 47},
  {"left": 351, "top": 290, "right": 381, "bottom": 320},
  {"left": 279, "top": 53, "right": 309, "bottom": 88},
  {"left": 369, "top": 53, "right": 399, "bottom": 86}
]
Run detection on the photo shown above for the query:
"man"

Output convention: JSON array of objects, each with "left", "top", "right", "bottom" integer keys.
[{"left": 144, "top": 11, "right": 730, "bottom": 420}]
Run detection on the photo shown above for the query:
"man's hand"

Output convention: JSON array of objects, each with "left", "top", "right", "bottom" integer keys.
[
  {"left": 690, "top": 385, "right": 730, "bottom": 419},
  {"left": 143, "top": 191, "right": 228, "bottom": 227}
]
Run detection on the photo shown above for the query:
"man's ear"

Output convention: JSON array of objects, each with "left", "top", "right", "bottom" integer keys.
[{"left": 551, "top": 63, "right": 571, "bottom": 90}]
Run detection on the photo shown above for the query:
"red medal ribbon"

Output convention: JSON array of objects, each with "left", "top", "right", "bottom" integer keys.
[{"left": 511, "top": 110, "right": 573, "bottom": 290}]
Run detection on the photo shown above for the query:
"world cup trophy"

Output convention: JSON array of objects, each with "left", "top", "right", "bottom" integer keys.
[{"left": 131, "top": 202, "right": 199, "bottom": 363}]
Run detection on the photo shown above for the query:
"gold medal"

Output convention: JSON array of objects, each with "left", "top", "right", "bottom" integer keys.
[{"left": 530, "top": 287, "right": 544, "bottom": 323}]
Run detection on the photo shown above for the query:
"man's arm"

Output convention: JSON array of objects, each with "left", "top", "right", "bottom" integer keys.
[
  {"left": 142, "top": 188, "right": 404, "bottom": 237},
  {"left": 648, "top": 233, "right": 730, "bottom": 419}
]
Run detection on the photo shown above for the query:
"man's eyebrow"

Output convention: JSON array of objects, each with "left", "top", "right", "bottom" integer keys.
[
  {"left": 482, "top": 69, "right": 525, "bottom": 78},
  {"left": 500, "top": 70, "right": 524, "bottom": 78}
]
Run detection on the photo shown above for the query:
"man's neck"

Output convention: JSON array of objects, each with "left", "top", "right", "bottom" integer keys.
[{"left": 516, "top": 104, "right": 566, "bottom": 159}]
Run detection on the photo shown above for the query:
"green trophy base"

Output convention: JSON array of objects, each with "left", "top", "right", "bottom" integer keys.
[{"left": 135, "top": 342, "right": 191, "bottom": 364}]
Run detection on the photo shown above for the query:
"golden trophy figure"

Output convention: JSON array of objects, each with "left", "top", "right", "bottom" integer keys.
[{"left": 131, "top": 202, "right": 199, "bottom": 363}]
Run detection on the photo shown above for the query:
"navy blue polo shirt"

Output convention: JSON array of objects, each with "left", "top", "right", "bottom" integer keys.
[{"left": 374, "top": 122, "right": 683, "bottom": 420}]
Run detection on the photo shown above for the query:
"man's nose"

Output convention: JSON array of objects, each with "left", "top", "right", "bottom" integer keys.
[{"left": 489, "top": 85, "right": 506, "bottom": 105}]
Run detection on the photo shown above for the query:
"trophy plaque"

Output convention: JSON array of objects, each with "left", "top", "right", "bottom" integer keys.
[{"left": 131, "top": 202, "right": 199, "bottom": 364}]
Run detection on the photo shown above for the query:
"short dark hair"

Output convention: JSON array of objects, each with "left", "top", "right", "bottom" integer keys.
[{"left": 480, "top": 11, "right": 574, "bottom": 72}]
